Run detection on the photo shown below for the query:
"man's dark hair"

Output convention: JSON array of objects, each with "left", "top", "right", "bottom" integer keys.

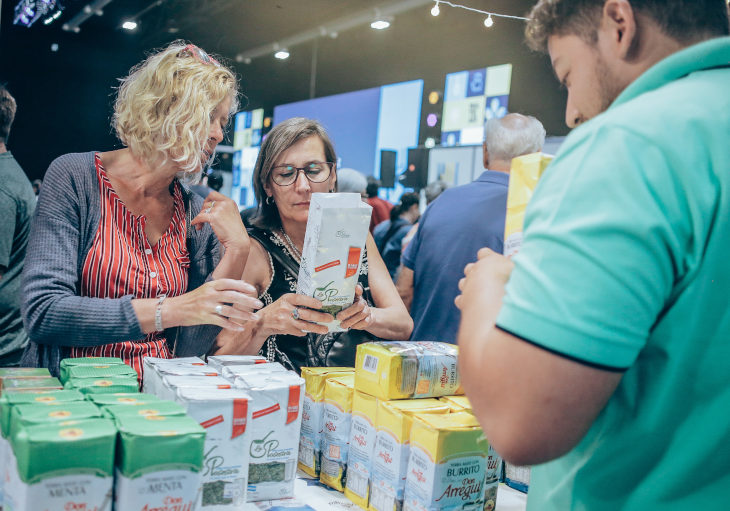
[
  {"left": 366, "top": 179, "right": 380, "bottom": 198},
  {"left": 525, "top": 0, "right": 730, "bottom": 53},
  {"left": 390, "top": 192, "right": 420, "bottom": 222},
  {"left": 0, "top": 85, "right": 17, "bottom": 145}
]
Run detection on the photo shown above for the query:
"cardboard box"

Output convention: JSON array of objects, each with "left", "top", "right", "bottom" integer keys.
[
  {"left": 297, "top": 193, "right": 372, "bottom": 332},
  {"left": 438, "top": 395, "right": 472, "bottom": 413}
]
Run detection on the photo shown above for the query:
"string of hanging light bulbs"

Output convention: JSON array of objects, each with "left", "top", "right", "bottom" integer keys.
[{"left": 430, "top": 0, "right": 530, "bottom": 27}]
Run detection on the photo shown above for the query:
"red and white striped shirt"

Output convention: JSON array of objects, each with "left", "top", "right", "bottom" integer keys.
[{"left": 71, "top": 153, "right": 190, "bottom": 379}]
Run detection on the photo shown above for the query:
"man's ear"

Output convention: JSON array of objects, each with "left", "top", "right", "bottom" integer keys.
[
  {"left": 483, "top": 143, "right": 489, "bottom": 169},
  {"left": 601, "top": 0, "right": 638, "bottom": 60}
]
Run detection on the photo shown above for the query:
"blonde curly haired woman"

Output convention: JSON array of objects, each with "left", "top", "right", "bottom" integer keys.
[{"left": 21, "top": 41, "right": 262, "bottom": 379}]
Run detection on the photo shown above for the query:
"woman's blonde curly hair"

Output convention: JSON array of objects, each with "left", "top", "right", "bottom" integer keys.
[{"left": 113, "top": 40, "right": 239, "bottom": 178}]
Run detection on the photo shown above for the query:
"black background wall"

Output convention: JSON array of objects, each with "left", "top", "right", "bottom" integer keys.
[{"left": 0, "top": 0, "right": 568, "bottom": 181}]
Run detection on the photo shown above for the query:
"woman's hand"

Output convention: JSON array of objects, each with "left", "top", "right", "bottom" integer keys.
[
  {"left": 257, "top": 293, "right": 333, "bottom": 337},
  {"left": 164, "top": 278, "right": 263, "bottom": 331},
  {"left": 192, "top": 191, "right": 249, "bottom": 252},
  {"left": 336, "top": 285, "right": 373, "bottom": 330}
]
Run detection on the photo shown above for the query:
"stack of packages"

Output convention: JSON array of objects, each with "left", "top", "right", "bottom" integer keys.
[
  {"left": 59, "top": 357, "right": 139, "bottom": 394},
  {"left": 0, "top": 362, "right": 206, "bottom": 511},
  {"left": 144, "top": 354, "right": 305, "bottom": 507},
  {"left": 297, "top": 342, "right": 502, "bottom": 511}
]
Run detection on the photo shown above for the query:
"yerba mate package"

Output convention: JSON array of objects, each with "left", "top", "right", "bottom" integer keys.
[
  {"left": 157, "top": 375, "right": 233, "bottom": 402},
  {"left": 103, "top": 400, "right": 187, "bottom": 420},
  {"left": 296, "top": 192, "right": 372, "bottom": 332},
  {"left": 86, "top": 392, "right": 161, "bottom": 407},
  {"left": 369, "top": 400, "right": 450, "bottom": 511},
  {"left": 355, "top": 342, "right": 463, "bottom": 401},
  {"left": 299, "top": 367, "right": 354, "bottom": 478},
  {"left": 345, "top": 390, "right": 379, "bottom": 509},
  {"left": 235, "top": 371, "right": 304, "bottom": 501},
  {"left": 176, "top": 387, "right": 253, "bottom": 510},
  {"left": 0, "top": 369, "right": 51, "bottom": 396},
  {"left": 207, "top": 355, "right": 267, "bottom": 372},
  {"left": 2, "top": 377, "right": 63, "bottom": 394},
  {"left": 62, "top": 363, "right": 138, "bottom": 384},
  {"left": 64, "top": 376, "right": 139, "bottom": 394},
  {"left": 438, "top": 395, "right": 472, "bottom": 414},
  {"left": 403, "top": 412, "right": 500, "bottom": 511},
  {"left": 114, "top": 415, "right": 206, "bottom": 511},
  {"left": 503, "top": 152, "right": 553, "bottom": 257},
  {"left": 58, "top": 357, "right": 126, "bottom": 384},
  {"left": 320, "top": 374, "right": 356, "bottom": 491},
  {"left": 4, "top": 418, "right": 116, "bottom": 511},
  {"left": 143, "top": 360, "right": 217, "bottom": 397}
]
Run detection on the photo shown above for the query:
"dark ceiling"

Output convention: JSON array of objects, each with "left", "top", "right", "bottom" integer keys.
[{"left": 1, "top": 0, "right": 568, "bottom": 180}]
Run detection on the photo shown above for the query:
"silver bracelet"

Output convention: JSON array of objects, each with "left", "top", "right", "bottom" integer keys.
[{"left": 155, "top": 294, "right": 167, "bottom": 332}]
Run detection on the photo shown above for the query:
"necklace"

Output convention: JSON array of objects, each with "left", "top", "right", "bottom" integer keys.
[{"left": 279, "top": 229, "right": 302, "bottom": 263}]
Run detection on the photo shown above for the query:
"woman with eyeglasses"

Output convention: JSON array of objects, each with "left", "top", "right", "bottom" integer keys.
[
  {"left": 20, "top": 41, "right": 262, "bottom": 378},
  {"left": 215, "top": 117, "right": 413, "bottom": 371}
]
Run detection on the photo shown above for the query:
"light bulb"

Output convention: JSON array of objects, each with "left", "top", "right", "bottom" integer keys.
[
  {"left": 484, "top": 15, "right": 494, "bottom": 28},
  {"left": 431, "top": 3, "right": 440, "bottom": 16}
]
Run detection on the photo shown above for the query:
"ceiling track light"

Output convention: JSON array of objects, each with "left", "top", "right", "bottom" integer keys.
[
  {"left": 274, "top": 49, "right": 290, "bottom": 60},
  {"left": 121, "top": 20, "right": 137, "bottom": 30}
]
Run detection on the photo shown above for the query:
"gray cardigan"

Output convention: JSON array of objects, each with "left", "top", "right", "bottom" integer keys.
[{"left": 21, "top": 151, "right": 222, "bottom": 375}]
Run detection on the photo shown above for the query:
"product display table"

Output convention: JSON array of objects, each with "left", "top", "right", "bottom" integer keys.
[{"left": 244, "top": 473, "right": 528, "bottom": 511}]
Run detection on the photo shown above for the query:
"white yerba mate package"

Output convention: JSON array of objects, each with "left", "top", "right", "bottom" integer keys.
[
  {"left": 297, "top": 193, "right": 372, "bottom": 332},
  {"left": 235, "top": 371, "right": 304, "bottom": 502}
]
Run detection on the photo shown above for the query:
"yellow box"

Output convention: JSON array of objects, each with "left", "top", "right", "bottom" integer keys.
[
  {"left": 298, "top": 367, "right": 354, "bottom": 477},
  {"left": 345, "top": 390, "right": 379, "bottom": 509},
  {"left": 403, "top": 412, "right": 500, "bottom": 511},
  {"left": 369, "top": 400, "right": 450, "bottom": 511},
  {"left": 438, "top": 395, "right": 472, "bottom": 413},
  {"left": 319, "top": 374, "right": 356, "bottom": 491},
  {"left": 355, "top": 342, "right": 463, "bottom": 401},
  {"left": 503, "top": 152, "right": 554, "bottom": 257}
]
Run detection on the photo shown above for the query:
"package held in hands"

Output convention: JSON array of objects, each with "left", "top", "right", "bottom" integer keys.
[
  {"left": 297, "top": 192, "right": 372, "bottom": 332},
  {"left": 176, "top": 387, "right": 253, "bottom": 510},
  {"left": 503, "top": 152, "right": 553, "bottom": 257}
]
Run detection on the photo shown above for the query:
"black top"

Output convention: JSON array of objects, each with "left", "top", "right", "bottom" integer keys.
[{"left": 248, "top": 226, "right": 376, "bottom": 372}]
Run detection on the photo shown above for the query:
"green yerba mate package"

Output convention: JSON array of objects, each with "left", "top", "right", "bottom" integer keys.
[
  {"left": 4, "top": 418, "right": 116, "bottom": 511},
  {"left": 114, "top": 414, "right": 206, "bottom": 511}
]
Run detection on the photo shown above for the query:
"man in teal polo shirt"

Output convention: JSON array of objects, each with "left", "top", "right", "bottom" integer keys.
[{"left": 455, "top": 1, "right": 730, "bottom": 509}]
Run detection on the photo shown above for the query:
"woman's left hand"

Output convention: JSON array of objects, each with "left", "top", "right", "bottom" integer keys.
[
  {"left": 336, "top": 285, "right": 374, "bottom": 330},
  {"left": 192, "top": 191, "right": 249, "bottom": 252}
]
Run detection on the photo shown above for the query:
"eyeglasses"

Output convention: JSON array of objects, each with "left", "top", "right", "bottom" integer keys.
[
  {"left": 178, "top": 44, "right": 221, "bottom": 67},
  {"left": 271, "top": 162, "right": 335, "bottom": 186}
]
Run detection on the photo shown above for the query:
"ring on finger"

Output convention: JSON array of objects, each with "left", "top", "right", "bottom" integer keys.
[
  {"left": 292, "top": 307, "right": 300, "bottom": 320},
  {"left": 215, "top": 304, "right": 224, "bottom": 316}
]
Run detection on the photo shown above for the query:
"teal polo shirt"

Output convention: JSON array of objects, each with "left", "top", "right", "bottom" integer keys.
[{"left": 496, "top": 37, "right": 730, "bottom": 510}]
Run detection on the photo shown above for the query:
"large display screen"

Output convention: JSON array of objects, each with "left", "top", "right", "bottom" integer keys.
[
  {"left": 273, "top": 80, "right": 423, "bottom": 194},
  {"left": 440, "top": 64, "right": 512, "bottom": 147},
  {"left": 231, "top": 108, "right": 264, "bottom": 209}
]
